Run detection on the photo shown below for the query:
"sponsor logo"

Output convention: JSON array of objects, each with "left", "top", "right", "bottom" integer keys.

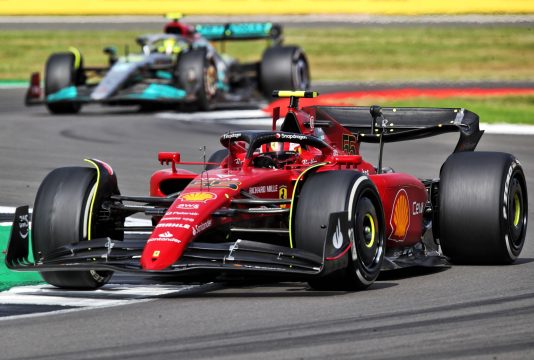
[
  {"left": 223, "top": 133, "right": 241, "bottom": 139},
  {"left": 275, "top": 133, "right": 307, "bottom": 141},
  {"left": 215, "top": 174, "right": 239, "bottom": 180},
  {"left": 18, "top": 214, "right": 29, "bottom": 239},
  {"left": 165, "top": 211, "right": 199, "bottom": 216},
  {"left": 159, "top": 231, "right": 173, "bottom": 238},
  {"left": 175, "top": 203, "right": 200, "bottom": 210},
  {"left": 190, "top": 179, "right": 240, "bottom": 190},
  {"left": 179, "top": 192, "right": 217, "bottom": 202},
  {"left": 332, "top": 219, "right": 343, "bottom": 249},
  {"left": 390, "top": 189, "right": 410, "bottom": 241},
  {"left": 192, "top": 219, "right": 212, "bottom": 236},
  {"left": 412, "top": 201, "right": 426, "bottom": 215},
  {"left": 148, "top": 238, "right": 182, "bottom": 244},
  {"left": 249, "top": 184, "right": 278, "bottom": 195},
  {"left": 279, "top": 185, "right": 288, "bottom": 199},
  {"left": 156, "top": 223, "right": 191, "bottom": 229}
]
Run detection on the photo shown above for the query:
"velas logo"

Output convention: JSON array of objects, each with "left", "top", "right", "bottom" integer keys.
[
  {"left": 179, "top": 192, "right": 217, "bottom": 202},
  {"left": 389, "top": 189, "right": 410, "bottom": 241}
]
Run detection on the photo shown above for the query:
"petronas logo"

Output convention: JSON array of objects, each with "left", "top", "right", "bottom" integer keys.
[{"left": 332, "top": 219, "right": 343, "bottom": 249}]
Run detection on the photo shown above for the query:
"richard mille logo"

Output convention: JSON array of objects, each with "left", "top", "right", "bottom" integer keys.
[{"left": 332, "top": 219, "right": 343, "bottom": 249}]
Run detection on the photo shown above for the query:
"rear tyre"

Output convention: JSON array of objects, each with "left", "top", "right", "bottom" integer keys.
[
  {"left": 45, "top": 52, "right": 83, "bottom": 114},
  {"left": 206, "top": 149, "right": 228, "bottom": 170},
  {"left": 294, "top": 171, "right": 385, "bottom": 291},
  {"left": 439, "top": 152, "right": 528, "bottom": 264},
  {"left": 260, "top": 46, "right": 310, "bottom": 98},
  {"left": 32, "top": 167, "right": 116, "bottom": 289},
  {"left": 176, "top": 48, "right": 218, "bottom": 111}
]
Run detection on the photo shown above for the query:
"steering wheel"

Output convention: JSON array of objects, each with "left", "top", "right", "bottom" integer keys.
[{"left": 252, "top": 151, "right": 300, "bottom": 169}]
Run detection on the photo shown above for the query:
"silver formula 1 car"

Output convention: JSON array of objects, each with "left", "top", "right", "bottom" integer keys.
[{"left": 25, "top": 15, "right": 310, "bottom": 114}]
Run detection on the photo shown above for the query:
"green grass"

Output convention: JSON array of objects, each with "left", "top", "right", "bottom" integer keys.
[
  {"left": 0, "top": 226, "right": 43, "bottom": 292},
  {"left": 1, "top": 26, "right": 534, "bottom": 82},
  {"left": 345, "top": 95, "right": 534, "bottom": 124}
]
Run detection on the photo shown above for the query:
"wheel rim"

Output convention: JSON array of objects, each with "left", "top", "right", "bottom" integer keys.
[
  {"left": 293, "top": 57, "right": 309, "bottom": 89},
  {"left": 204, "top": 63, "right": 217, "bottom": 99},
  {"left": 513, "top": 192, "right": 521, "bottom": 227},
  {"left": 363, "top": 213, "right": 376, "bottom": 248},
  {"left": 355, "top": 196, "right": 382, "bottom": 270},
  {"left": 508, "top": 176, "right": 526, "bottom": 250}
]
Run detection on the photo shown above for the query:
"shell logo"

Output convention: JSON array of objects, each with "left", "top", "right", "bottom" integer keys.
[
  {"left": 389, "top": 189, "right": 410, "bottom": 241},
  {"left": 179, "top": 192, "right": 217, "bottom": 202}
]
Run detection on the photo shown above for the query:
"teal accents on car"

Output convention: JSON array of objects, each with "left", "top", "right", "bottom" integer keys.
[
  {"left": 47, "top": 86, "right": 77, "bottom": 102},
  {"left": 196, "top": 22, "right": 273, "bottom": 39},
  {"left": 129, "top": 84, "right": 186, "bottom": 100},
  {"left": 155, "top": 70, "right": 173, "bottom": 80}
]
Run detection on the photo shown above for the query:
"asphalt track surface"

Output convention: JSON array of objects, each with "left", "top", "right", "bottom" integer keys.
[{"left": 0, "top": 87, "right": 533, "bottom": 359}]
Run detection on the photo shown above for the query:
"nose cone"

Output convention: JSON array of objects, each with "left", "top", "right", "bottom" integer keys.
[{"left": 141, "top": 237, "right": 184, "bottom": 271}]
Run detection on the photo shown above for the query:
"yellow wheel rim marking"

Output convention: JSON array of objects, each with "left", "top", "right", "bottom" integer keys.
[
  {"left": 364, "top": 213, "right": 375, "bottom": 248},
  {"left": 513, "top": 193, "right": 521, "bottom": 227},
  {"left": 84, "top": 159, "right": 101, "bottom": 240}
]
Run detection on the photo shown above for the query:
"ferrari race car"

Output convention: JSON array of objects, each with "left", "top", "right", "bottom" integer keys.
[
  {"left": 25, "top": 15, "right": 310, "bottom": 114},
  {"left": 7, "top": 91, "right": 528, "bottom": 291}
]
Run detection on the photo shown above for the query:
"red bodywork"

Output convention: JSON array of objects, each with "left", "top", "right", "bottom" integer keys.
[{"left": 141, "top": 99, "right": 428, "bottom": 271}]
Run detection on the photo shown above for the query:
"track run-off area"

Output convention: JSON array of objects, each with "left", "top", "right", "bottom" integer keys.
[{"left": 0, "top": 84, "right": 533, "bottom": 359}]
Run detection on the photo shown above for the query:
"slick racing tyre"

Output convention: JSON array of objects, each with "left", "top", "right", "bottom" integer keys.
[
  {"left": 176, "top": 48, "right": 218, "bottom": 111},
  {"left": 294, "top": 170, "right": 385, "bottom": 291},
  {"left": 32, "top": 167, "right": 120, "bottom": 289},
  {"left": 260, "top": 46, "right": 310, "bottom": 98},
  {"left": 45, "top": 52, "right": 84, "bottom": 114},
  {"left": 439, "top": 152, "right": 528, "bottom": 264},
  {"left": 205, "top": 149, "right": 228, "bottom": 170}
]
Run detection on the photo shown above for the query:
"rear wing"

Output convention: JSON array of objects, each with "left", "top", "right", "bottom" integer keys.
[
  {"left": 312, "top": 106, "right": 484, "bottom": 152},
  {"left": 195, "top": 23, "right": 282, "bottom": 42}
]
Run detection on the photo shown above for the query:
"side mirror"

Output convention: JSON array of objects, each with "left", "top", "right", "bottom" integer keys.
[{"left": 103, "top": 46, "right": 118, "bottom": 66}]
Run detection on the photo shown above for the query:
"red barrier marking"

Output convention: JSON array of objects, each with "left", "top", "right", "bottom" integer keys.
[{"left": 264, "top": 87, "right": 534, "bottom": 116}]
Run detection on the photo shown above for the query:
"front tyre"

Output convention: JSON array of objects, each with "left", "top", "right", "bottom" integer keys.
[
  {"left": 439, "top": 152, "right": 528, "bottom": 264},
  {"left": 294, "top": 170, "right": 385, "bottom": 291},
  {"left": 32, "top": 167, "right": 116, "bottom": 289},
  {"left": 45, "top": 52, "right": 83, "bottom": 114}
]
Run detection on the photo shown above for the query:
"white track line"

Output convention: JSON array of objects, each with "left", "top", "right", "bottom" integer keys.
[{"left": 0, "top": 284, "right": 199, "bottom": 307}]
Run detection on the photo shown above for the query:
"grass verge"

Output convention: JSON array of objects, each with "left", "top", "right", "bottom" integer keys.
[{"left": 1, "top": 26, "right": 533, "bottom": 82}]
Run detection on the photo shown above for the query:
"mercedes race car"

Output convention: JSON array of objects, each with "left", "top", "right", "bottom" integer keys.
[
  {"left": 7, "top": 91, "right": 528, "bottom": 291},
  {"left": 25, "top": 15, "right": 310, "bottom": 114}
]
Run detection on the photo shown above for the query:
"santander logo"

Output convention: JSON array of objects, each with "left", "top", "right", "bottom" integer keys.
[{"left": 158, "top": 231, "right": 173, "bottom": 238}]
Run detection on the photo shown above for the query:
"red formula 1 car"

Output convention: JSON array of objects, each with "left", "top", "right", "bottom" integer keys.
[{"left": 7, "top": 91, "right": 528, "bottom": 291}]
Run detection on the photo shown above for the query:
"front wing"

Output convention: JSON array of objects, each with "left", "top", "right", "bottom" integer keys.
[{"left": 6, "top": 208, "right": 323, "bottom": 281}]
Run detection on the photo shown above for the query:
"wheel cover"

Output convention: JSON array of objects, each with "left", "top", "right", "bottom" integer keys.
[
  {"left": 513, "top": 192, "right": 521, "bottom": 227},
  {"left": 355, "top": 196, "right": 382, "bottom": 269},
  {"left": 293, "top": 57, "right": 309, "bottom": 89},
  {"left": 363, "top": 213, "right": 376, "bottom": 248},
  {"left": 204, "top": 63, "right": 217, "bottom": 99},
  {"left": 508, "top": 176, "right": 526, "bottom": 250}
]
